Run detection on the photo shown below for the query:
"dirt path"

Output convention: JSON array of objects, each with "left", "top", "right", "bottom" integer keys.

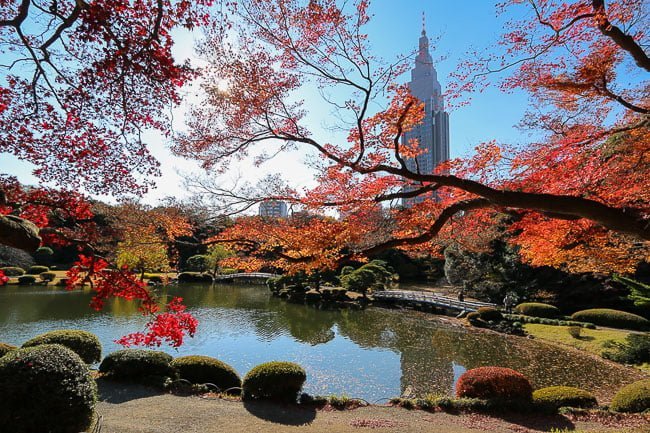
[{"left": 95, "top": 382, "right": 649, "bottom": 433}]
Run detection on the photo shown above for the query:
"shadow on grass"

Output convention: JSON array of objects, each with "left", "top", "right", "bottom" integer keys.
[
  {"left": 97, "top": 377, "right": 163, "bottom": 404},
  {"left": 493, "top": 412, "right": 575, "bottom": 431},
  {"left": 243, "top": 400, "right": 317, "bottom": 426}
]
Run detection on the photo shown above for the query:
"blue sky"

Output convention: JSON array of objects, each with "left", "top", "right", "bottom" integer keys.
[{"left": 2, "top": 0, "right": 535, "bottom": 204}]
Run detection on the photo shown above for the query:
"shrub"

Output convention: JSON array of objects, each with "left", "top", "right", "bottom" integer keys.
[
  {"left": 0, "top": 266, "right": 24, "bottom": 276},
  {"left": 602, "top": 334, "right": 650, "bottom": 365},
  {"left": 242, "top": 361, "right": 306, "bottom": 402},
  {"left": 567, "top": 326, "right": 582, "bottom": 339},
  {"left": 17, "top": 275, "right": 36, "bottom": 285},
  {"left": 26, "top": 265, "right": 49, "bottom": 275},
  {"left": 466, "top": 312, "right": 481, "bottom": 323},
  {"left": 456, "top": 367, "right": 533, "bottom": 401},
  {"left": 171, "top": 355, "right": 241, "bottom": 391},
  {"left": 22, "top": 329, "right": 102, "bottom": 364},
  {"left": 570, "top": 309, "right": 650, "bottom": 331},
  {"left": 477, "top": 307, "right": 503, "bottom": 321},
  {"left": 610, "top": 379, "right": 650, "bottom": 413},
  {"left": 532, "top": 386, "right": 597, "bottom": 411},
  {"left": 177, "top": 272, "right": 213, "bottom": 283},
  {"left": 0, "top": 344, "right": 96, "bottom": 433},
  {"left": 99, "top": 349, "right": 176, "bottom": 383},
  {"left": 34, "top": 246, "right": 54, "bottom": 265},
  {"left": 39, "top": 271, "right": 56, "bottom": 282},
  {"left": 514, "top": 302, "right": 561, "bottom": 318},
  {"left": 0, "top": 342, "right": 16, "bottom": 357},
  {"left": 147, "top": 275, "right": 164, "bottom": 284},
  {"left": 185, "top": 255, "right": 209, "bottom": 272}
]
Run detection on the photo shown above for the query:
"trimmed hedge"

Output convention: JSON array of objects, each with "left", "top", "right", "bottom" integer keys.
[
  {"left": 0, "top": 344, "right": 97, "bottom": 433},
  {"left": 39, "top": 271, "right": 56, "bottom": 282},
  {"left": 514, "top": 302, "right": 561, "bottom": 318},
  {"left": 503, "top": 313, "right": 595, "bottom": 328},
  {"left": 477, "top": 307, "right": 503, "bottom": 322},
  {"left": 570, "top": 309, "right": 650, "bottom": 331},
  {"left": 242, "top": 361, "right": 306, "bottom": 401},
  {"left": 171, "top": 355, "right": 241, "bottom": 391},
  {"left": 0, "top": 266, "right": 24, "bottom": 276},
  {"left": 26, "top": 265, "right": 49, "bottom": 275},
  {"left": 17, "top": 275, "right": 36, "bottom": 285},
  {"left": 532, "top": 386, "right": 597, "bottom": 411},
  {"left": 99, "top": 349, "right": 175, "bottom": 382},
  {"left": 0, "top": 342, "right": 16, "bottom": 357},
  {"left": 456, "top": 367, "right": 533, "bottom": 401},
  {"left": 610, "top": 379, "right": 650, "bottom": 413},
  {"left": 23, "top": 330, "right": 102, "bottom": 364}
]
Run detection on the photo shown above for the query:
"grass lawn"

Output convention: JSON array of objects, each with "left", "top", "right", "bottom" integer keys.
[{"left": 524, "top": 323, "right": 631, "bottom": 356}]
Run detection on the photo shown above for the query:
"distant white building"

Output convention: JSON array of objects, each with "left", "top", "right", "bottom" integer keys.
[
  {"left": 259, "top": 200, "right": 288, "bottom": 218},
  {"left": 402, "top": 20, "right": 450, "bottom": 207}
]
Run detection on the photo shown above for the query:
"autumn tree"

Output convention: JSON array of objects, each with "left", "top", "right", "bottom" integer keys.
[{"left": 177, "top": 0, "right": 648, "bottom": 275}]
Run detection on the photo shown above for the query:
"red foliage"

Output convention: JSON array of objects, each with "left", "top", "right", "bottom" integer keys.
[
  {"left": 0, "top": 270, "right": 8, "bottom": 286},
  {"left": 455, "top": 367, "right": 533, "bottom": 400}
]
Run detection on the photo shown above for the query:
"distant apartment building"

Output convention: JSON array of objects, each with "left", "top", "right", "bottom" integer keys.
[
  {"left": 401, "top": 20, "right": 450, "bottom": 207},
  {"left": 259, "top": 200, "right": 288, "bottom": 218}
]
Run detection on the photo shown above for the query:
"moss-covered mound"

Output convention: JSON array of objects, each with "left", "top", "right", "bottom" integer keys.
[
  {"left": 456, "top": 367, "right": 533, "bottom": 401},
  {"left": 23, "top": 329, "right": 102, "bottom": 364},
  {"left": 514, "top": 302, "right": 561, "bottom": 318},
  {"left": 171, "top": 355, "right": 241, "bottom": 391},
  {"left": 532, "top": 386, "right": 597, "bottom": 411},
  {"left": 0, "top": 342, "right": 17, "bottom": 358},
  {"left": 242, "top": 361, "right": 306, "bottom": 402},
  {"left": 610, "top": 379, "right": 650, "bottom": 413},
  {"left": 570, "top": 309, "right": 649, "bottom": 331},
  {"left": 0, "top": 344, "right": 97, "bottom": 433},
  {"left": 99, "top": 349, "right": 176, "bottom": 383}
]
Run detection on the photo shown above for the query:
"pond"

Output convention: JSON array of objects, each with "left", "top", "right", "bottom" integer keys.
[{"left": 0, "top": 283, "right": 638, "bottom": 401}]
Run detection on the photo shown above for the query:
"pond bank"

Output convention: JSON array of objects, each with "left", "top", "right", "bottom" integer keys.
[{"left": 96, "top": 382, "right": 649, "bottom": 433}]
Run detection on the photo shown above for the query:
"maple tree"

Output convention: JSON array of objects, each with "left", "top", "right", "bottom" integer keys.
[
  {"left": 177, "top": 0, "right": 648, "bottom": 275},
  {"left": 0, "top": 1, "right": 214, "bottom": 347}
]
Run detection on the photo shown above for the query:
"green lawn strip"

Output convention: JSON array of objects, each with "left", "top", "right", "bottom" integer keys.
[{"left": 524, "top": 323, "right": 631, "bottom": 357}]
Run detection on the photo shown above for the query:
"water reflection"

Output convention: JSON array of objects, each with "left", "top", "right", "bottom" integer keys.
[{"left": 0, "top": 283, "right": 638, "bottom": 400}]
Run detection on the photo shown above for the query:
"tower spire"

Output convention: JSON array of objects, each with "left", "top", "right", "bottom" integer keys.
[{"left": 421, "top": 11, "right": 426, "bottom": 36}]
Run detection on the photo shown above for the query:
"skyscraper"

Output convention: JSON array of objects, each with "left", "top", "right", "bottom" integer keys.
[{"left": 402, "top": 17, "right": 450, "bottom": 207}]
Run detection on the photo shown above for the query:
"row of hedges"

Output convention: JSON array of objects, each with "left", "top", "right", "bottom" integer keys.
[
  {"left": 502, "top": 313, "right": 596, "bottom": 328},
  {"left": 1, "top": 265, "right": 53, "bottom": 276},
  {"left": 455, "top": 366, "right": 648, "bottom": 413}
]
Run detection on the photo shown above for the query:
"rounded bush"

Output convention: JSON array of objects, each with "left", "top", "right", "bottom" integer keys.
[
  {"left": 39, "top": 271, "right": 56, "bottom": 282},
  {"left": 456, "top": 367, "right": 533, "bottom": 401},
  {"left": 466, "top": 312, "right": 481, "bottom": 322},
  {"left": 0, "top": 266, "right": 25, "bottom": 276},
  {"left": 0, "top": 342, "right": 17, "bottom": 357},
  {"left": 26, "top": 265, "right": 49, "bottom": 275},
  {"left": 242, "top": 361, "right": 306, "bottom": 401},
  {"left": 514, "top": 302, "right": 561, "bottom": 318},
  {"left": 477, "top": 307, "right": 503, "bottom": 321},
  {"left": 570, "top": 309, "right": 649, "bottom": 331},
  {"left": 99, "top": 349, "right": 175, "bottom": 382},
  {"left": 23, "top": 329, "right": 102, "bottom": 364},
  {"left": 17, "top": 275, "right": 36, "bottom": 285},
  {"left": 532, "top": 386, "right": 597, "bottom": 411},
  {"left": 610, "top": 379, "right": 650, "bottom": 413},
  {"left": 0, "top": 344, "right": 97, "bottom": 433},
  {"left": 171, "top": 355, "right": 241, "bottom": 391}
]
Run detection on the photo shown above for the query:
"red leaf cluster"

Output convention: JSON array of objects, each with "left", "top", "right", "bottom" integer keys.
[{"left": 455, "top": 367, "right": 533, "bottom": 400}]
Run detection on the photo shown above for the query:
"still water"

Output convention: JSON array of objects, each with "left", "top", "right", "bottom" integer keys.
[{"left": 0, "top": 283, "right": 634, "bottom": 401}]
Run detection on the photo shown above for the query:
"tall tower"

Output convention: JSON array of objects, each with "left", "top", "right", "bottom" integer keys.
[{"left": 402, "top": 16, "right": 450, "bottom": 207}]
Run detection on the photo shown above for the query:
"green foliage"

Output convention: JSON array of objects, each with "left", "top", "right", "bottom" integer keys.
[
  {"left": 614, "top": 275, "right": 650, "bottom": 308},
  {"left": 22, "top": 330, "right": 102, "bottom": 364},
  {"left": 171, "top": 355, "right": 241, "bottom": 392},
  {"left": 477, "top": 307, "right": 503, "bottom": 321},
  {"left": 177, "top": 272, "right": 213, "bottom": 282},
  {"left": 17, "top": 275, "right": 36, "bottom": 285},
  {"left": 242, "top": 361, "right": 306, "bottom": 402},
  {"left": 567, "top": 326, "right": 582, "bottom": 339},
  {"left": 514, "top": 302, "right": 561, "bottom": 318},
  {"left": 0, "top": 344, "right": 97, "bottom": 433},
  {"left": 570, "top": 309, "right": 650, "bottom": 331},
  {"left": 0, "top": 266, "right": 24, "bottom": 276},
  {"left": 340, "top": 260, "right": 392, "bottom": 295},
  {"left": 610, "top": 379, "right": 650, "bottom": 413},
  {"left": 34, "top": 246, "right": 54, "bottom": 266},
  {"left": 99, "top": 349, "right": 176, "bottom": 383},
  {"left": 504, "top": 314, "right": 594, "bottom": 328},
  {"left": 456, "top": 367, "right": 533, "bottom": 401},
  {"left": 0, "top": 342, "right": 16, "bottom": 357},
  {"left": 186, "top": 254, "right": 209, "bottom": 272},
  {"left": 340, "top": 266, "right": 354, "bottom": 276},
  {"left": 532, "top": 386, "right": 597, "bottom": 412},
  {"left": 602, "top": 334, "right": 650, "bottom": 365},
  {"left": 39, "top": 271, "right": 56, "bottom": 281},
  {"left": 26, "top": 265, "right": 49, "bottom": 275},
  {"left": 35, "top": 246, "right": 53, "bottom": 255}
]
